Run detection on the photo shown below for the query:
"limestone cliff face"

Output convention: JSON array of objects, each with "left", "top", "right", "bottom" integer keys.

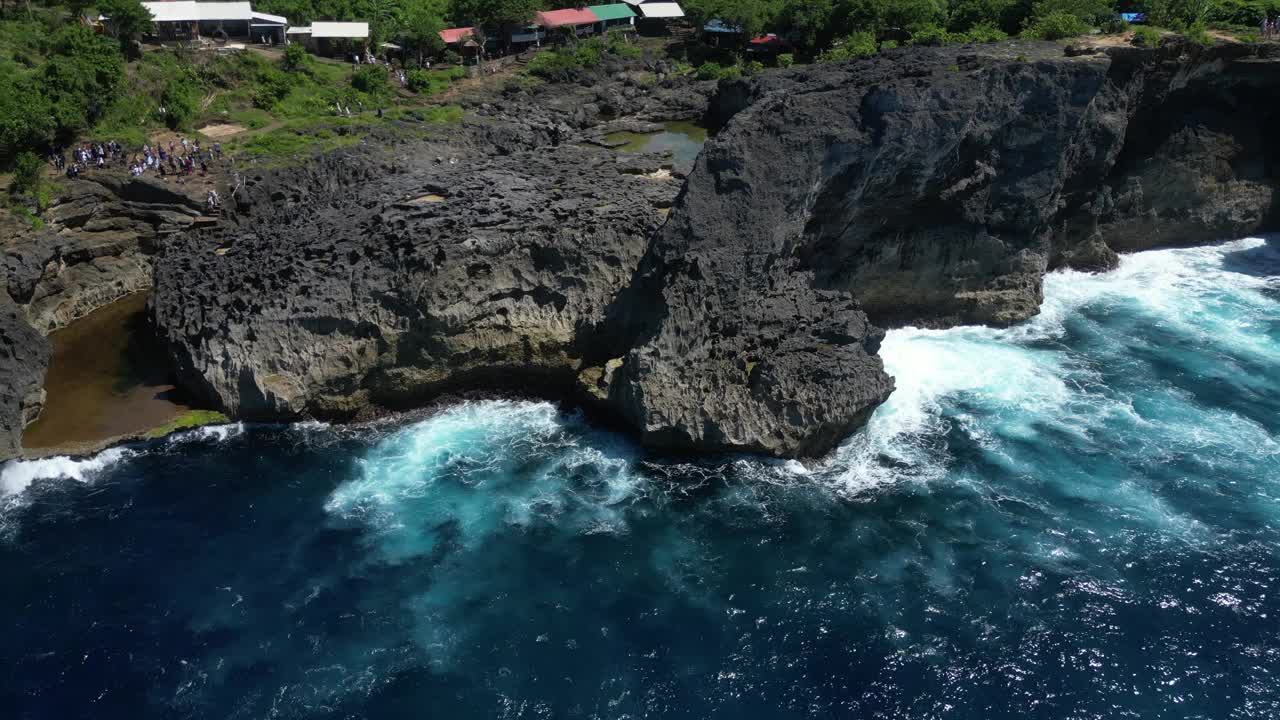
[
  {"left": 151, "top": 144, "right": 679, "bottom": 422},
  {"left": 143, "top": 40, "right": 1280, "bottom": 459},
  {"left": 704, "top": 40, "right": 1280, "bottom": 328},
  {"left": 0, "top": 303, "right": 48, "bottom": 461}
]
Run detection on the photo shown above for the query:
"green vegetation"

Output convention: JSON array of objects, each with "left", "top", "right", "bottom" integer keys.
[
  {"left": 1021, "top": 10, "right": 1092, "bottom": 39},
  {"left": 695, "top": 59, "right": 742, "bottom": 79},
  {"left": 9, "top": 151, "right": 44, "bottom": 197},
  {"left": 525, "top": 32, "right": 640, "bottom": 79},
  {"left": 818, "top": 31, "right": 878, "bottom": 61},
  {"left": 143, "top": 410, "right": 231, "bottom": 439},
  {"left": 98, "top": 0, "right": 154, "bottom": 58}
]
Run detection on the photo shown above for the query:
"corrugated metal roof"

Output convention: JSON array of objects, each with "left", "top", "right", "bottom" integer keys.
[
  {"left": 250, "top": 10, "right": 286, "bottom": 24},
  {"left": 438, "top": 26, "right": 474, "bottom": 44},
  {"left": 588, "top": 4, "right": 636, "bottom": 21},
  {"left": 535, "top": 8, "right": 598, "bottom": 27},
  {"left": 639, "top": 2, "right": 682, "bottom": 18},
  {"left": 311, "top": 21, "right": 368, "bottom": 38},
  {"left": 142, "top": 2, "right": 252, "bottom": 23}
]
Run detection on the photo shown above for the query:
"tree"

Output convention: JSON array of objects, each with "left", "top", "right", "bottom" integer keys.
[
  {"left": 42, "top": 26, "right": 125, "bottom": 136},
  {"left": 400, "top": 0, "right": 447, "bottom": 66},
  {"left": 447, "top": 0, "right": 541, "bottom": 50},
  {"left": 98, "top": 0, "right": 155, "bottom": 58},
  {"left": 10, "top": 151, "right": 43, "bottom": 197},
  {"left": 781, "top": 0, "right": 838, "bottom": 51},
  {"left": 0, "top": 74, "right": 56, "bottom": 162}
]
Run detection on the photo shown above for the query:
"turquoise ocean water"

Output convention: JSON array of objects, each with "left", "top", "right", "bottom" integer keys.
[{"left": 2, "top": 237, "right": 1277, "bottom": 718}]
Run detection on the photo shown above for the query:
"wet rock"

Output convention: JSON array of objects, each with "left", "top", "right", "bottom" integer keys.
[{"left": 0, "top": 302, "right": 48, "bottom": 461}]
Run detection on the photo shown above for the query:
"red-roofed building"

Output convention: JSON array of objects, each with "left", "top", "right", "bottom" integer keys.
[
  {"left": 747, "top": 32, "right": 791, "bottom": 55},
  {"left": 438, "top": 26, "right": 474, "bottom": 44},
  {"left": 536, "top": 7, "right": 598, "bottom": 29},
  {"left": 749, "top": 33, "right": 789, "bottom": 47}
]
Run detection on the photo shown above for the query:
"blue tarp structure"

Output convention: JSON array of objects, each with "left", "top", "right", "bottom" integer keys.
[
  {"left": 1121, "top": 12, "right": 1146, "bottom": 23},
  {"left": 703, "top": 19, "right": 741, "bottom": 33}
]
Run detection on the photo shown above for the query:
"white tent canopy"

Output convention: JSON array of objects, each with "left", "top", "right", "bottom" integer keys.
[
  {"left": 142, "top": 1, "right": 252, "bottom": 22},
  {"left": 250, "top": 10, "right": 287, "bottom": 25},
  {"left": 639, "top": 2, "right": 684, "bottom": 18},
  {"left": 310, "top": 21, "right": 369, "bottom": 38}
]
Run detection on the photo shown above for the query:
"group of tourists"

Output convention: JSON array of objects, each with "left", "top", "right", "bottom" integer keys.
[
  {"left": 1263, "top": 16, "right": 1279, "bottom": 39},
  {"left": 50, "top": 141, "right": 124, "bottom": 177},
  {"left": 133, "top": 138, "right": 223, "bottom": 180},
  {"left": 47, "top": 138, "right": 224, "bottom": 183}
]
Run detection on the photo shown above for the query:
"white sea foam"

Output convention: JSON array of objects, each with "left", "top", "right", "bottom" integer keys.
[
  {"left": 164, "top": 422, "right": 246, "bottom": 446},
  {"left": 325, "top": 400, "right": 647, "bottom": 564},
  {"left": 821, "top": 237, "right": 1279, "bottom": 498},
  {"left": 0, "top": 447, "right": 133, "bottom": 497}
]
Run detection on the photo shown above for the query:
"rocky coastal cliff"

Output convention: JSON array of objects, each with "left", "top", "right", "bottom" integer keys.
[
  {"left": 708, "top": 40, "right": 1280, "bottom": 328},
  {"left": 4, "top": 39, "right": 1280, "bottom": 461}
]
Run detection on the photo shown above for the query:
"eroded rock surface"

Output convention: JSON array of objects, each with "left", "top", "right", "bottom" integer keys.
[
  {"left": 707, "top": 40, "right": 1280, "bottom": 328},
  {"left": 146, "top": 40, "right": 1280, "bottom": 459},
  {"left": 0, "top": 303, "right": 49, "bottom": 461}
]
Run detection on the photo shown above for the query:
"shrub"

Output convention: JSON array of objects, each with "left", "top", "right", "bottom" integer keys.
[
  {"left": 10, "top": 151, "right": 43, "bottom": 197},
  {"left": 844, "top": 30, "right": 879, "bottom": 56},
  {"left": 351, "top": 65, "right": 390, "bottom": 96},
  {"left": 909, "top": 23, "right": 952, "bottom": 46},
  {"left": 1021, "top": 11, "right": 1091, "bottom": 40},
  {"left": 573, "top": 43, "right": 601, "bottom": 68},
  {"left": 527, "top": 49, "right": 580, "bottom": 79},
  {"left": 745, "top": 60, "right": 765, "bottom": 75},
  {"left": 966, "top": 22, "right": 1009, "bottom": 43},
  {"left": 253, "top": 67, "right": 294, "bottom": 109},
  {"left": 1132, "top": 25, "right": 1164, "bottom": 46},
  {"left": 696, "top": 61, "right": 725, "bottom": 80},
  {"left": 1182, "top": 21, "right": 1215, "bottom": 46},
  {"left": 818, "top": 31, "right": 878, "bottom": 62},
  {"left": 1100, "top": 16, "right": 1130, "bottom": 34},
  {"left": 160, "top": 79, "right": 200, "bottom": 130},
  {"left": 880, "top": 39, "right": 899, "bottom": 50},
  {"left": 443, "top": 49, "right": 463, "bottom": 65},
  {"left": 777, "top": 52, "right": 794, "bottom": 68},
  {"left": 283, "top": 42, "right": 310, "bottom": 72}
]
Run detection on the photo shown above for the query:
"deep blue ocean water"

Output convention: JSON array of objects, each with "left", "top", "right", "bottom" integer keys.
[{"left": 2, "top": 238, "right": 1278, "bottom": 719}]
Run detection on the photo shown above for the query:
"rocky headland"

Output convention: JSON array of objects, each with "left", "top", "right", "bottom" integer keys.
[{"left": 4, "top": 39, "right": 1280, "bottom": 461}]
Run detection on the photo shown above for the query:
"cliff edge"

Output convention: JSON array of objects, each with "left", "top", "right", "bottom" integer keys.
[{"left": 135, "top": 40, "right": 1280, "bottom": 458}]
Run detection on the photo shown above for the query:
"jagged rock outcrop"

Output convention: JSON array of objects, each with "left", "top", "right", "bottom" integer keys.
[
  {"left": 147, "top": 40, "right": 1280, "bottom": 459},
  {"left": 0, "top": 302, "right": 49, "bottom": 461},
  {"left": 705, "top": 40, "right": 1280, "bottom": 328},
  {"left": 151, "top": 143, "right": 681, "bottom": 422},
  {"left": 4, "top": 175, "right": 205, "bottom": 333}
]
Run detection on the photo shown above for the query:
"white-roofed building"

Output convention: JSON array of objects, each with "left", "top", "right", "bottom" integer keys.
[
  {"left": 299, "top": 21, "right": 370, "bottom": 55},
  {"left": 638, "top": 2, "right": 683, "bottom": 18},
  {"left": 141, "top": 2, "right": 258, "bottom": 40},
  {"left": 250, "top": 10, "right": 288, "bottom": 43},
  {"left": 634, "top": 1, "right": 684, "bottom": 35},
  {"left": 310, "top": 21, "right": 368, "bottom": 38}
]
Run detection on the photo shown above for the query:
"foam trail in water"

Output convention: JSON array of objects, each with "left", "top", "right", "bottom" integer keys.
[
  {"left": 164, "top": 422, "right": 246, "bottom": 446},
  {"left": 0, "top": 447, "right": 133, "bottom": 497}
]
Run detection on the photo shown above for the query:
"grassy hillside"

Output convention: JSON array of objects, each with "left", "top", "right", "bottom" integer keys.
[{"left": 0, "top": 8, "right": 466, "bottom": 168}]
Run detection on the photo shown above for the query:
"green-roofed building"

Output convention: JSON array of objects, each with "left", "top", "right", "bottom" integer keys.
[{"left": 588, "top": 3, "right": 637, "bottom": 32}]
